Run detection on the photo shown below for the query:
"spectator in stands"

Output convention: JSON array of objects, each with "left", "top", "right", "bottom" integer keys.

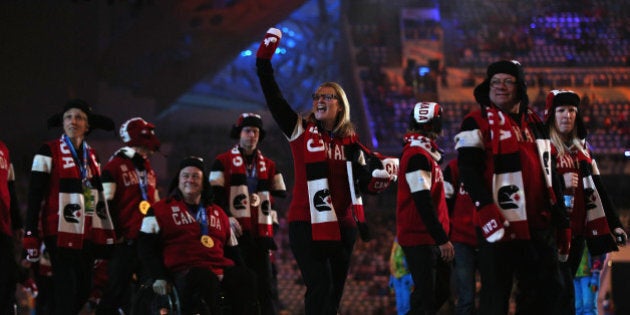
[
  {"left": 388, "top": 238, "right": 413, "bottom": 315},
  {"left": 256, "top": 27, "right": 398, "bottom": 314},
  {"left": 0, "top": 140, "right": 22, "bottom": 314},
  {"left": 444, "top": 158, "right": 479, "bottom": 315},
  {"left": 23, "top": 99, "right": 117, "bottom": 314},
  {"left": 209, "top": 112, "right": 287, "bottom": 315},
  {"left": 396, "top": 102, "right": 453, "bottom": 314},
  {"left": 454, "top": 60, "right": 569, "bottom": 314},
  {"left": 138, "top": 156, "right": 258, "bottom": 314},
  {"left": 96, "top": 117, "right": 161, "bottom": 314},
  {"left": 544, "top": 89, "right": 627, "bottom": 313}
]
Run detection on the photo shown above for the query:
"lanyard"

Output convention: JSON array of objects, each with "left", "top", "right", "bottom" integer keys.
[
  {"left": 136, "top": 169, "right": 149, "bottom": 201},
  {"left": 195, "top": 205, "right": 209, "bottom": 236},
  {"left": 63, "top": 135, "right": 89, "bottom": 183}
]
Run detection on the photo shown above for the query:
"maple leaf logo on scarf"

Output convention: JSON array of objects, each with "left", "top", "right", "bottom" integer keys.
[
  {"left": 498, "top": 185, "right": 521, "bottom": 209},
  {"left": 63, "top": 204, "right": 81, "bottom": 223},
  {"left": 233, "top": 193, "right": 248, "bottom": 210},
  {"left": 314, "top": 189, "right": 332, "bottom": 211}
]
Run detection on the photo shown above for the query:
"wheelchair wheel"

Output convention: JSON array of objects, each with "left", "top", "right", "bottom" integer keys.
[{"left": 130, "top": 282, "right": 181, "bottom": 315}]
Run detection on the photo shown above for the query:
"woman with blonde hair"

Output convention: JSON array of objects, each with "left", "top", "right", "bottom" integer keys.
[
  {"left": 544, "top": 89, "right": 627, "bottom": 314},
  {"left": 256, "top": 28, "right": 397, "bottom": 314}
]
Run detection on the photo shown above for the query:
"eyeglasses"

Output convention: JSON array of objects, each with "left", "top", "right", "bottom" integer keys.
[
  {"left": 311, "top": 93, "right": 338, "bottom": 101},
  {"left": 490, "top": 78, "right": 516, "bottom": 88}
]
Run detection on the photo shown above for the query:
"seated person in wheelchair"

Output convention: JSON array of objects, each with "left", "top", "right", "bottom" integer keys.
[{"left": 138, "top": 156, "right": 258, "bottom": 314}]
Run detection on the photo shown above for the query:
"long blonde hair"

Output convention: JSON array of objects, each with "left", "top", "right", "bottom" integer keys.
[
  {"left": 307, "top": 82, "right": 355, "bottom": 137},
  {"left": 549, "top": 121, "right": 587, "bottom": 156}
]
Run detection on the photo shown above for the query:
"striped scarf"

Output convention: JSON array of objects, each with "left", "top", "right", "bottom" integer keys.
[
  {"left": 304, "top": 123, "right": 364, "bottom": 242},
  {"left": 226, "top": 145, "right": 273, "bottom": 239},
  {"left": 54, "top": 136, "right": 115, "bottom": 249},
  {"left": 575, "top": 148, "right": 617, "bottom": 255},
  {"left": 486, "top": 107, "right": 555, "bottom": 239}
]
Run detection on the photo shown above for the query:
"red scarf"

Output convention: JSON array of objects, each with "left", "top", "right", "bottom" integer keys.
[
  {"left": 54, "top": 136, "right": 115, "bottom": 249},
  {"left": 226, "top": 145, "right": 273, "bottom": 240},
  {"left": 304, "top": 123, "right": 361, "bottom": 241},
  {"left": 575, "top": 148, "right": 617, "bottom": 254},
  {"left": 486, "top": 107, "right": 555, "bottom": 240}
]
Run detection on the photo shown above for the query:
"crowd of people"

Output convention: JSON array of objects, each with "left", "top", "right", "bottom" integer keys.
[{"left": 1, "top": 26, "right": 629, "bottom": 315}]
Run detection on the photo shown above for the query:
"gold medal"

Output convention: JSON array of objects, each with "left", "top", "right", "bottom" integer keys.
[
  {"left": 201, "top": 235, "right": 214, "bottom": 248},
  {"left": 250, "top": 193, "right": 260, "bottom": 207},
  {"left": 139, "top": 200, "right": 151, "bottom": 215}
]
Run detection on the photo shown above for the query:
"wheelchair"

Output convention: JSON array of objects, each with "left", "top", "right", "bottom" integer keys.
[
  {"left": 130, "top": 280, "right": 182, "bottom": 315},
  {"left": 130, "top": 279, "right": 232, "bottom": 315}
]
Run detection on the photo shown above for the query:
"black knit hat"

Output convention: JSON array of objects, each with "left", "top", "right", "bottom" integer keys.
[
  {"left": 474, "top": 60, "right": 529, "bottom": 110},
  {"left": 544, "top": 89, "right": 587, "bottom": 139},
  {"left": 168, "top": 156, "right": 213, "bottom": 204},
  {"left": 178, "top": 156, "right": 204, "bottom": 173},
  {"left": 47, "top": 99, "right": 115, "bottom": 133},
  {"left": 230, "top": 113, "right": 266, "bottom": 140}
]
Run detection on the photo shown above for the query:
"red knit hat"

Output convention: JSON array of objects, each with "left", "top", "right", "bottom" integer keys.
[
  {"left": 409, "top": 102, "right": 442, "bottom": 133},
  {"left": 119, "top": 117, "right": 160, "bottom": 151},
  {"left": 230, "top": 113, "right": 266, "bottom": 140}
]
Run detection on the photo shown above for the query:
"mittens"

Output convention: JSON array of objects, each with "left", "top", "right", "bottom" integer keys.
[
  {"left": 366, "top": 169, "right": 395, "bottom": 193},
  {"left": 256, "top": 28, "right": 282, "bottom": 60},
  {"left": 23, "top": 236, "right": 41, "bottom": 262},
  {"left": 557, "top": 228, "right": 571, "bottom": 262},
  {"left": 477, "top": 204, "right": 508, "bottom": 242}
]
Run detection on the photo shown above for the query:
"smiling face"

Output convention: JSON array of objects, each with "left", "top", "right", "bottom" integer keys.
[
  {"left": 554, "top": 105, "right": 578, "bottom": 138},
  {"left": 63, "top": 108, "right": 89, "bottom": 140},
  {"left": 312, "top": 86, "right": 343, "bottom": 131},
  {"left": 489, "top": 73, "right": 519, "bottom": 113},
  {"left": 178, "top": 166, "right": 203, "bottom": 204}
]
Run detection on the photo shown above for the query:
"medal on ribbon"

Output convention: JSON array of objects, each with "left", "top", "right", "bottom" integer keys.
[
  {"left": 201, "top": 235, "right": 214, "bottom": 248},
  {"left": 139, "top": 200, "right": 151, "bottom": 215},
  {"left": 250, "top": 193, "right": 260, "bottom": 207}
]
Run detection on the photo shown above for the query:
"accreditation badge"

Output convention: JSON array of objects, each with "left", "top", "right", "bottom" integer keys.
[
  {"left": 83, "top": 185, "right": 95, "bottom": 214},
  {"left": 139, "top": 200, "right": 151, "bottom": 215},
  {"left": 201, "top": 235, "right": 214, "bottom": 248}
]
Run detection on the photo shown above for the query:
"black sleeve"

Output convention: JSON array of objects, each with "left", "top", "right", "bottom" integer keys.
[
  {"left": 592, "top": 169, "right": 623, "bottom": 230},
  {"left": 9, "top": 180, "right": 22, "bottom": 230},
  {"left": 457, "top": 117, "right": 494, "bottom": 210},
  {"left": 25, "top": 145, "right": 52, "bottom": 236},
  {"left": 224, "top": 244, "right": 245, "bottom": 266},
  {"left": 137, "top": 230, "right": 168, "bottom": 280},
  {"left": 406, "top": 154, "right": 449, "bottom": 245},
  {"left": 256, "top": 58, "right": 299, "bottom": 137}
]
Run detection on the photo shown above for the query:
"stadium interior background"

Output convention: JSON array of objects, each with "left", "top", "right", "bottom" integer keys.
[{"left": 2, "top": 0, "right": 629, "bottom": 314}]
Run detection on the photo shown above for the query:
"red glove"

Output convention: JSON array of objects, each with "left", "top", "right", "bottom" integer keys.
[
  {"left": 557, "top": 228, "right": 571, "bottom": 262},
  {"left": 21, "top": 278, "right": 38, "bottom": 298},
  {"left": 477, "top": 204, "right": 508, "bottom": 242},
  {"left": 256, "top": 28, "right": 282, "bottom": 60},
  {"left": 367, "top": 169, "right": 395, "bottom": 193},
  {"left": 23, "top": 236, "right": 41, "bottom": 262}
]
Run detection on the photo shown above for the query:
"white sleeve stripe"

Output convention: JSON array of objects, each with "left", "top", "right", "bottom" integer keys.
[
  {"left": 455, "top": 129, "right": 484, "bottom": 150},
  {"left": 209, "top": 171, "right": 225, "bottom": 187},
  {"left": 272, "top": 173, "right": 286, "bottom": 191},
  {"left": 31, "top": 154, "right": 52, "bottom": 173},
  {"left": 7, "top": 164, "right": 15, "bottom": 181},
  {"left": 102, "top": 182, "right": 116, "bottom": 200},
  {"left": 406, "top": 169, "right": 431, "bottom": 193},
  {"left": 140, "top": 216, "right": 160, "bottom": 234}
]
